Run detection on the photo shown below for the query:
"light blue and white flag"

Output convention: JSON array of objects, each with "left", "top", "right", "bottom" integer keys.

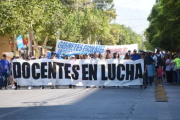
[{"left": 17, "top": 35, "right": 24, "bottom": 49}]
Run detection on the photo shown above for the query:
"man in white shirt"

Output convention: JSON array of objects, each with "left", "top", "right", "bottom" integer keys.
[{"left": 93, "top": 52, "right": 100, "bottom": 60}]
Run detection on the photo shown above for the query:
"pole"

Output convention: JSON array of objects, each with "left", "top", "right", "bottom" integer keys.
[
  {"left": 28, "top": 30, "right": 32, "bottom": 57},
  {"left": 87, "top": 37, "right": 89, "bottom": 44},
  {"left": 13, "top": 34, "right": 16, "bottom": 57},
  {"left": 142, "top": 35, "right": 145, "bottom": 50}
]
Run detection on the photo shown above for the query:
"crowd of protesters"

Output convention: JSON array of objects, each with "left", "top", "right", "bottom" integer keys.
[{"left": 0, "top": 48, "right": 180, "bottom": 90}]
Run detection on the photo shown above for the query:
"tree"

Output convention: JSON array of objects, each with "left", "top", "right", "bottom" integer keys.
[
  {"left": 0, "top": 0, "right": 66, "bottom": 57},
  {"left": 145, "top": 0, "right": 180, "bottom": 52}
]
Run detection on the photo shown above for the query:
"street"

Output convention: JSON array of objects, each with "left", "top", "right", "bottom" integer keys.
[{"left": 0, "top": 85, "right": 180, "bottom": 120}]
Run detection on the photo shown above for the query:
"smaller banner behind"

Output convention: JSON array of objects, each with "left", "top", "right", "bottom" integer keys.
[
  {"left": 12, "top": 59, "right": 144, "bottom": 86},
  {"left": 56, "top": 40, "right": 138, "bottom": 59}
]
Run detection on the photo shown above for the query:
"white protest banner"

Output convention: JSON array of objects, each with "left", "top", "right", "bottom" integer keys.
[
  {"left": 12, "top": 59, "right": 144, "bottom": 86},
  {"left": 56, "top": 40, "right": 138, "bottom": 59}
]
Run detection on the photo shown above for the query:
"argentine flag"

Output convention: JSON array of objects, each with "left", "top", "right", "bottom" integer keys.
[{"left": 17, "top": 35, "right": 24, "bottom": 49}]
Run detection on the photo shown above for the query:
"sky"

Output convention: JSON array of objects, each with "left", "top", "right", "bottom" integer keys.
[{"left": 113, "top": 0, "right": 156, "bottom": 34}]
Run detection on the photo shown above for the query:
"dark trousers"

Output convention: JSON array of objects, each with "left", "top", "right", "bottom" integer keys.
[
  {"left": 166, "top": 71, "right": 172, "bottom": 83},
  {"left": 173, "top": 71, "right": 177, "bottom": 83},
  {"left": 0, "top": 72, "right": 9, "bottom": 88}
]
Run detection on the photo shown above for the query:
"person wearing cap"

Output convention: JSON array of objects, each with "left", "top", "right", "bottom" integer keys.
[
  {"left": 0, "top": 54, "right": 10, "bottom": 90},
  {"left": 131, "top": 49, "right": 141, "bottom": 61},
  {"left": 70, "top": 55, "right": 76, "bottom": 60},
  {"left": 31, "top": 56, "right": 36, "bottom": 60},
  {"left": 51, "top": 51, "right": 56, "bottom": 59}
]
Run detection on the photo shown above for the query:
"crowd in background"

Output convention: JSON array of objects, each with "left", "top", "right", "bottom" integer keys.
[{"left": 0, "top": 48, "right": 180, "bottom": 90}]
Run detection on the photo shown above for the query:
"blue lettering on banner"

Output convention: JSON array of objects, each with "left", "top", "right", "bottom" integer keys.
[
  {"left": 87, "top": 45, "right": 91, "bottom": 52},
  {"left": 63, "top": 42, "right": 69, "bottom": 50},
  {"left": 89, "top": 45, "right": 95, "bottom": 53},
  {"left": 73, "top": 44, "right": 79, "bottom": 51},
  {"left": 67, "top": 43, "right": 72, "bottom": 50},
  {"left": 94, "top": 46, "right": 100, "bottom": 53},
  {"left": 58, "top": 41, "right": 64, "bottom": 48},
  {"left": 57, "top": 49, "right": 63, "bottom": 55},
  {"left": 82, "top": 45, "right": 88, "bottom": 52},
  {"left": 57, "top": 40, "right": 106, "bottom": 55},
  {"left": 76, "top": 44, "right": 84, "bottom": 51},
  {"left": 99, "top": 46, "right": 105, "bottom": 53}
]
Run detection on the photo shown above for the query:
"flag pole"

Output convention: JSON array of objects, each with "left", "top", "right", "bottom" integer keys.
[{"left": 13, "top": 34, "right": 16, "bottom": 57}]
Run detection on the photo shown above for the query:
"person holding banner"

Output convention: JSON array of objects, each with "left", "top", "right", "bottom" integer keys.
[
  {"left": 70, "top": 55, "right": 76, "bottom": 60},
  {"left": 100, "top": 53, "right": 105, "bottom": 60},
  {"left": 113, "top": 52, "right": 119, "bottom": 59},
  {"left": 106, "top": 53, "right": 112, "bottom": 59},
  {"left": 85, "top": 54, "right": 90, "bottom": 59},
  {"left": 79, "top": 55, "right": 84, "bottom": 59},
  {"left": 93, "top": 52, "right": 100, "bottom": 60},
  {"left": 131, "top": 49, "right": 141, "bottom": 61},
  {"left": 51, "top": 51, "right": 57, "bottom": 59}
]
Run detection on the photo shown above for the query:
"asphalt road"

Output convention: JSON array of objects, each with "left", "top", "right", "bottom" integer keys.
[{"left": 0, "top": 85, "right": 179, "bottom": 120}]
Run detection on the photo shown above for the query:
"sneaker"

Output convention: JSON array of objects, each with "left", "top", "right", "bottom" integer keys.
[
  {"left": 12, "top": 85, "right": 16, "bottom": 89},
  {"left": 28, "top": 86, "right": 32, "bottom": 90},
  {"left": 40, "top": 86, "right": 44, "bottom": 89}
]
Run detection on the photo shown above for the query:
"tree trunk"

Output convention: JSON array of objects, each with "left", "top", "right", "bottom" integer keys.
[
  {"left": 32, "top": 32, "right": 40, "bottom": 59},
  {"left": 42, "top": 36, "right": 49, "bottom": 49},
  {"left": 28, "top": 30, "right": 33, "bottom": 57},
  {"left": 13, "top": 34, "right": 17, "bottom": 57}
]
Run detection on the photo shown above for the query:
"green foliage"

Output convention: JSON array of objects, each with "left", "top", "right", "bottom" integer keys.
[
  {"left": 0, "top": 0, "right": 142, "bottom": 50},
  {"left": 145, "top": 0, "right": 180, "bottom": 52}
]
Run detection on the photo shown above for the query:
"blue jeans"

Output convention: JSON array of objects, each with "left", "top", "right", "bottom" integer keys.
[
  {"left": 0, "top": 72, "right": 9, "bottom": 88},
  {"left": 145, "top": 72, "right": 153, "bottom": 85}
]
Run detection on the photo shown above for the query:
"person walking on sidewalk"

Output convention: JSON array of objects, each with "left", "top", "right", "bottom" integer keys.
[
  {"left": 131, "top": 49, "right": 141, "bottom": 61},
  {"left": 0, "top": 54, "right": 10, "bottom": 90}
]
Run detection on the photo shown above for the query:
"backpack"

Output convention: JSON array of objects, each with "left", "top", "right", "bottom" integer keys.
[{"left": 156, "top": 55, "right": 162, "bottom": 66}]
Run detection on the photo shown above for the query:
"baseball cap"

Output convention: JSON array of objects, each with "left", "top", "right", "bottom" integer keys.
[
  {"left": 71, "top": 55, "right": 75, "bottom": 58},
  {"left": 3, "top": 54, "right": 7, "bottom": 57},
  {"left": 51, "top": 51, "right": 56, "bottom": 55}
]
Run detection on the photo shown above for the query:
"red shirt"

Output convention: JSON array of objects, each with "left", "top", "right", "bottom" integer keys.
[{"left": 157, "top": 68, "right": 163, "bottom": 77}]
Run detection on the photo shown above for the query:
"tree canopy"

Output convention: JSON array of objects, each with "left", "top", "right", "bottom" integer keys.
[
  {"left": 145, "top": 0, "right": 180, "bottom": 52},
  {"left": 0, "top": 0, "right": 143, "bottom": 54}
]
